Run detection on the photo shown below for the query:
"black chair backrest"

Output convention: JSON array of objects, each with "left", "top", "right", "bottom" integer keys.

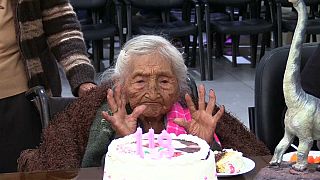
[
  {"left": 254, "top": 43, "right": 318, "bottom": 152},
  {"left": 127, "top": 0, "right": 185, "bottom": 9},
  {"left": 187, "top": 73, "right": 199, "bottom": 101},
  {"left": 275, "top": 0, "right": 319, "bottom": 6},
  {"left": 25, "top": 86, "right": 77, "bottom": 128},
  {"left": 69, "top": 0, "right": 107, "bottom": 9},
  {"left": 48, "top": 97, "right": 77, "bottom": 119},
  {"left": 209, "top": 0, "right": 251, "bottom": 6}
]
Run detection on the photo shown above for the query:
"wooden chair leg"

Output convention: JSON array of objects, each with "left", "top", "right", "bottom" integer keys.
[
  {"left": 250, "top": 34, "right": 258, "bottom": 68},
  {"left": 207, "top": 32, "right": 214, "bottom": 80},
  {"left": 260, "top": 33, "right": 267, "bottom": 60},
  {"left": 183, "top": 36, "right": 191, "bottom": 66},
  {"left": 231, "top": 35, "right": 239, "bottom": 67},
  {"left": 92, "top": 40, "right": 101, "bottom": 72},
  {"left": 266, "top": 32, "right": 271, "bottom": 48},
  {"left": 306, "top": 34, "right": 311, "bottom": 43},
  {"left": 312, "top": 34, "right": 317, "bottom": 42},
  {"left": 191, "top": 35, "right": 197, "bottom": 67},
  {"left": 215, "top": 33, "right": 223, "bottom": 58},
  {"left": 205, "top": 3, "right": 213, "bottom": 80},
  {"left": 109, "top": 37, "right": 115, "bottom": 67}
]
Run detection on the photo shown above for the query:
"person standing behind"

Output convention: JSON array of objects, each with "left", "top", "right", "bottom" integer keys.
[{"left": 0, "top": 0, "right": 96, "bottom": 173}]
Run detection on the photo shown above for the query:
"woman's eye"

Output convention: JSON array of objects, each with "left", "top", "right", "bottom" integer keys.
[
  {"left": 159, "top": 77, "right": 170, "bottom": 85},
  {"left": 134, "top": 79, "right": 145, "bottom": 84}
]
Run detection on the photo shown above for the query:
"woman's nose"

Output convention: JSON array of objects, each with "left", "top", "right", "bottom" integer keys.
[{"left": 146, "top": 79, "right": 160, "bottom": 99}]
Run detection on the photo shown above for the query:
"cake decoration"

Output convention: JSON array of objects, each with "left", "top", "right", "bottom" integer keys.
[{"left": 103, "top": 129, "right": 217, "bottom": 180}]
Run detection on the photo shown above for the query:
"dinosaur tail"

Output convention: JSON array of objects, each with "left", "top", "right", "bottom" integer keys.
[{"left": 283, "top": 0, "right": 307, "bottom": 107}]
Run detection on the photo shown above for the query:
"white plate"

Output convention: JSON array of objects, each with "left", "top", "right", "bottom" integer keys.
[
  {"left": 282, "top": 151, "right": 320, "bottom": 162},
  {"left": 217, "top": 157, "right": 255, "bottom": 177}
]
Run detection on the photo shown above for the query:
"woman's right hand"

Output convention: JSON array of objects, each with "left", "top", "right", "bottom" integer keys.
[{"left": 102, "top": 85, "right": 146, "bottom": 137}]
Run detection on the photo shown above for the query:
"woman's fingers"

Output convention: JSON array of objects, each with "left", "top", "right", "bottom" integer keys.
[
  {"left": 129, "top": 105, "right": 146, "bottom": 120},
  {"left": 173, "top": 118, "right": 190, "bottom": 130},
  {"left": 185, "top": 93, "right": 197, "bottom": 114},
  {"left": 102, "top": 111, "right": 115, "bottom": 124},
  {"left": 114, "top": 85, "right": 122, "bottom": 109},
  {"left": 198, "top": 84, "right": 206, "bottom": 111},
  {"left": 206, "top": 89, "right": 216, "bottom": 114},
  {"left": 107, "top": 85, "right": 125, "bottom": 114},
  {"left": 107, "top": 89, "right": 118, "bottom": 113},
  {"left": 212, "top": 105, "right": 225, "bottom": 125},
  {"left": 120, "top": 90, "right": 127, "bottom": 112}
]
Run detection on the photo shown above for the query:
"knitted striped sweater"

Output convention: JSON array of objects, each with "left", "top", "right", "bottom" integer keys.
[{"left": 11, "top": 0, "right": 95, "bottom": 96}]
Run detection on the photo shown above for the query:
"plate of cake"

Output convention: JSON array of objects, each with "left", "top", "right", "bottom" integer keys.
[{"left": 214, "top": 149, "right": 255, "bottom": 177}]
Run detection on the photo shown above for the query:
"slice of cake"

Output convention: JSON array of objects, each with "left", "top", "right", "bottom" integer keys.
[
  {"left": 214, "top": 149, "right": 245, "bottom": 174},
  {"left": 103, "top": 129, "right": 217, "bottom": 180}
]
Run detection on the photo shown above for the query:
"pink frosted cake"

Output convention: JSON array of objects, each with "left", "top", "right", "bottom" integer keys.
[{"left": 103, "top": 129, "right": 217, "bottom": 180}]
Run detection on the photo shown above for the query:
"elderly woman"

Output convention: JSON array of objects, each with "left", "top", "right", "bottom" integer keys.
[
  {"left": 18, "top": 35, "right": 270, "bottom": 172},
  {"left": 81, "top": 35, "right": 224, "bottom": 167}
]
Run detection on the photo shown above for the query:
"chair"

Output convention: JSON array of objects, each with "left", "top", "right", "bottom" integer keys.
[
  {"left": 26, "top": 86, "right": 77, "bottom": 129},
  {"left": 26, "top": 74, "right": 198, "bottom": 129},
  {"left": 249, "top": 43, "right": 318, "bottom": 153},
  {"left": 204, "top": 0, "right": 274, "bottom": 73},
  {"left": 203, "top": 1, "right": 230, "bottom": 80},
  {"left": 273, "top": 0, "right": 320, "bottom": 47},
  {"left": 70, "top": 0, "right": 124, "bottom": 72},
  {"left": 124, "top": 0, "right": 207, "bottom": 80}
]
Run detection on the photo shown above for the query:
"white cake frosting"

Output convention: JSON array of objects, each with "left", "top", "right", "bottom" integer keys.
[{"left": 103, "top": 132, "right": 217, "bottom": 180}]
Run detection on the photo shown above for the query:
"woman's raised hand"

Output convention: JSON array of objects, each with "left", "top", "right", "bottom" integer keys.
[
  {"left": 102, "top": 85, "right": 146, "bottom": 137},
  {"left": 174, "top": 84, "right": 224, "bottom": 145}
]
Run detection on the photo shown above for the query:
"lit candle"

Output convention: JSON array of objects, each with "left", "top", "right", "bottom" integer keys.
[
  {"left": 148, "top": 128, "right": 155, "bottom": 149},
  {"left": 157, "top": 130, "right": 174, "bottom": 158},
  {"left": 135, "top": 127, "right": 144, "bottom": 158}
]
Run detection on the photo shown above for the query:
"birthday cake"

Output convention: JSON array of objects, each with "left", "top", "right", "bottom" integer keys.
[{"left": 103, "top": 129, "right": 217, "bottom": 180}]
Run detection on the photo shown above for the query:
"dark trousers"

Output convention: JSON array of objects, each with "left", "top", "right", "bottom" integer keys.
[{"left": 0, "top": 92, "right": 41, "bottom": 173}]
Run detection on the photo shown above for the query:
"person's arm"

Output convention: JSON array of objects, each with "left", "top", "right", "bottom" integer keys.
[{"left": 40, "top": 0, "right": 96, "bottom": 96}]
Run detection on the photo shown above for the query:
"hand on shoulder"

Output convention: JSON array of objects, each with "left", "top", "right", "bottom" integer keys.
[{"left": 78, "top": 83, "right": 97, "bottom": 97}]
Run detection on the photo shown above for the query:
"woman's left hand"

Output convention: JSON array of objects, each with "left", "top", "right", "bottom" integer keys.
[{"left": 174, "top": 84, "right": 224, "bottom": 145}]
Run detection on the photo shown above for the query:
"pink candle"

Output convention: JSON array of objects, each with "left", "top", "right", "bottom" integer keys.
[
  {"left": 148, "top": 128, "right": 155, "bottom": 149},
  {"left": 157, "top": 130, "right": 174, "bottom": 158},
  {"left": 135, "top": 127, "right": 144, "bottom": 158}
]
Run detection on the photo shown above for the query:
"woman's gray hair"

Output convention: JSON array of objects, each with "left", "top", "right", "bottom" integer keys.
[{"left": 100, "top": 35, "right": 190, "bottom": 96}]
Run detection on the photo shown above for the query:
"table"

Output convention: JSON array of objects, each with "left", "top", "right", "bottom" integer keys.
[{"left": 0, "top": 156, "right": 271, "bottom": 180}]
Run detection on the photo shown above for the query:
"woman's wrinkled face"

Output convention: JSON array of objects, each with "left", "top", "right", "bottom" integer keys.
[{"left": 123, "top": 53, "right": 179, "bottom": 118}]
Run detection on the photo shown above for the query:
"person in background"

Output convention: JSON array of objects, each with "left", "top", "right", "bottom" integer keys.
[{"left": 0, "top": 0, "right": 96, "bottom": 173}]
